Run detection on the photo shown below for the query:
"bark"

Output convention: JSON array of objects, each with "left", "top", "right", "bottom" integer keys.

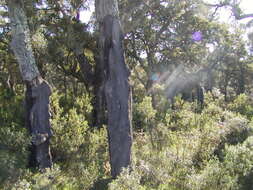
[
  {"left": 205, "top": 70, "right": 214, "bottom": 92},
  {"left": 93, "top": 59, "right": 107, "bottom": 128},
  {"left": 8, "top": 0, "right": 52, "bottom": 170},
  {"left": 73, "top": 44, "right": 94, "bottom": 90},
  {"left": 95, "top": 0, "right": 119, "bottom": 21},
  {"left": 25, "top": 80, "right": 53, "bottom": 169},
  {"left": 237, "top": 64, "right": 245, "bottom": 95},
  {"left": 76, "top": 53, "right": 94, "bottom": 88},
  {"left": 205, "top": 2, "right": 253, "bottom": 21},
  {"left": 72, "top": 40, "right": 104, "bottom": 127},
  {"left": 234, "top": 13, "right": 253, "bottom": 20},
  {"left": 25, "top": 83, "right": 37, "bottom": 167},
  {"left": 8, "top": 0, "right": 39, "bottom": 81},
  {"left": 96, "top": 0, "right": 133, "bottom": 178},
  {"left": 223, "top": 73, "right": 229, "bottom": 101}
]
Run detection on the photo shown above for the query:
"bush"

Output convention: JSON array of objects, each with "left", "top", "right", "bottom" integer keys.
[
  {"left": 11, "top": 166, "right": 79, "bottom": 190},
  {"left": 188, "top": 136, "right": 253, "bottom": 190},
  {"left": 0, "top": 90, "right": 30, "bottom": 188},
  {"left": 50, "top": 92, "right": 109, "bottom": 189},
  {"left": 2, "top": 88, "right": 253, "bottom": 190},
  {"left": 133, "top": 96, "right": 157, "bottom": 131},
  {"left": 228, "top": 94, "right": 253, "bottom": 119},
  {"left": 108, "top": 168, "right": 144, "bottom": 190}
]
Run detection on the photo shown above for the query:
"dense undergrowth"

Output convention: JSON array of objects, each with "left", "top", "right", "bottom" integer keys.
[{"left": 0, "top": 89, "right": 253, "bottom": 190}]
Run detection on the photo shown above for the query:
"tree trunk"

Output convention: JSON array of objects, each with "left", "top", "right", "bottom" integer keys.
[
  {"left": 205, "top": 70, "right": 214, "bottom": 92},
  {"left": 8, "top": 0, "right": 52, "bottom": 170},
  {"left": 237, "top": 63, "right": 245, "bottom": 95},
  {"left": 25, "top": 82, "right": 37, "bottom": 167},
  {"left": 95, "top": 0, "right": 133, "bottom": 178},
  {"left": 8, "top": 0, "right": 39, "bottom": 81},
  {"left": 93, "top": 58, "right": 107, "bottom": 128}
]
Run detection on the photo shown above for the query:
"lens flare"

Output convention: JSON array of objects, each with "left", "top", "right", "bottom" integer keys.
[
  {"left": 151, "top": 73, "right": 160, "bottom": 81},
  {"left": 192, "top": 31, "right": 202, "bottom": 42}
]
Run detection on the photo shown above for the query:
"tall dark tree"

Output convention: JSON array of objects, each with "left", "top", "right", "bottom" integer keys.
[
  {"left": 95, "top": 0, "right": 133, "bottom": 178},
  {"left": 7, "top": 0, "right": 52, "bottom": 170}
]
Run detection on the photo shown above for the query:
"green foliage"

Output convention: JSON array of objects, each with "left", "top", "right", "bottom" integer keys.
[
  {"left": 133, "top": 96, "right": 157, "bottom": 131},
  {"left": 1, "top": 91, "right": 109, "bottom": 190},
  {"left": 188, "top": 136, "right": 253, "bottom": 190},
  {"left": 0, "top": 89, "right": 25, "bottom": 129},
  {"left": 50, "top": 92, "right": 89, "bottom": 158},
  {"left": 11, "top": 166, "right": 83, "bottom": 190},
  {"left": 108, "top": 168, "right": 144, "bottom": 190},
  {"left": 49, "top": 92, "right": 109, "bottom": 189},
  {"left": 228, "top": 93, "right": 253, "bottom": 120},
  {"left": 0, "top": 149, "right": 29, "bottom": 188},
  {"left": 1, "top": 0, "right": 253, "bottom": 189},
  {"left": 0, "top": 90, "right": 30, "bottom": 188},
  {"left": 107, "top": 94, "right": 253, "bottom": 190},
  {"left": 1, "top": 91, "right": 253, "bottom": 190}
]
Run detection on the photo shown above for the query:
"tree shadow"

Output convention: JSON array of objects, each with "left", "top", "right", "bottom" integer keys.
[{"left": 89, "top": 178, "right": 113, "bottom": 190}]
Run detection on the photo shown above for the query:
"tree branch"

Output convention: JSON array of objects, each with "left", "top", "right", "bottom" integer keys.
[{"left": 235, "top": 13, "right": 253, "bottom": 20}]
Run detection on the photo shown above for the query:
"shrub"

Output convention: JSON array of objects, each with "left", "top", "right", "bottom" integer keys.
[
  {"left": 133, "top": 96, "right": 157, "bottom": 131},
  {"left": 228, "top": 94, "right": 253, "bottom": 119},
  {"left": 108, "top": 168, "right": 145, "bottom": 190},
  {"left": 0, "top": 90, "right": 30, "bottom": 188},
  {"left": 188, "top": 136, "right": 253, "bottom": 190}
]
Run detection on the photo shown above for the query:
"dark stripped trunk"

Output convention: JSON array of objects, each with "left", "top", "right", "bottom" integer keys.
[
  {"left": 93, "top": 56, "right": 107, "bottom": 128},
  {"left": 25, "top": 83, "right": 37, "bottom": 167},
  {"left": 224, "top": 73, "right": 229, "bottom": 101},
  {"left": 96, "top": 6, "right": 133, "bottom": 176},
  {"left": 8, "top": 0, "right": 52, "bottom": 170},
  {"left": 237, "top": 64, "right": 245, "bottom": 95},
  {"left": 205, "top": 70, "right": 214, "bottom": 92}
]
